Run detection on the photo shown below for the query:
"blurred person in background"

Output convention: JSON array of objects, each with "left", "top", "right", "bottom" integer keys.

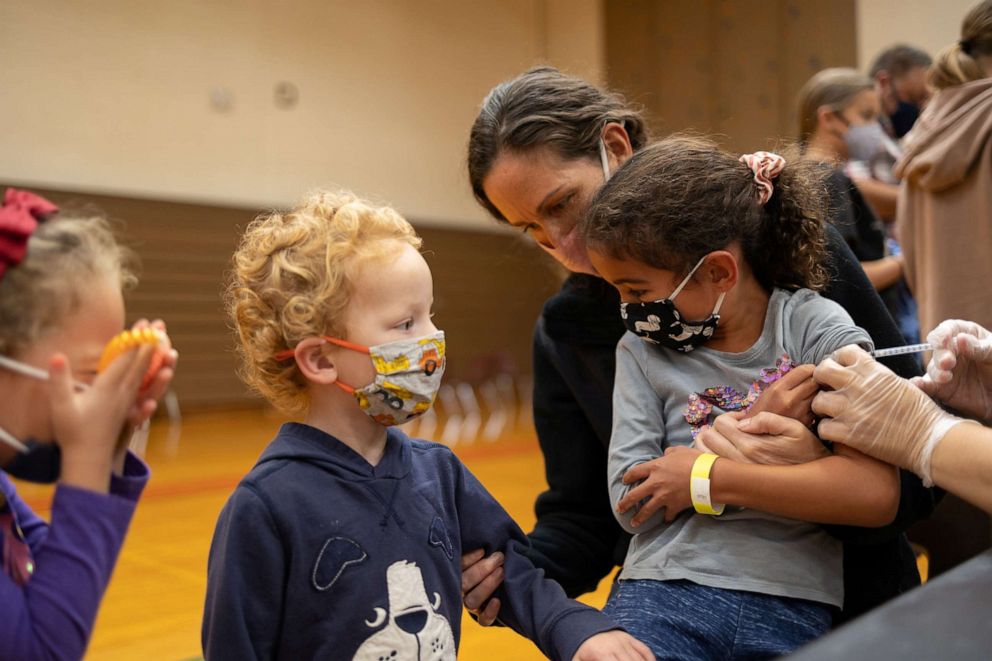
[
  {"left": 895, "top": 0, "right": 992, "bottom": 336},
  {"left": 798, "top": 68, "right": 919, "bottom": 345},
  {"left": 851, "top": 45, "right": 933, "bottom": 222}
]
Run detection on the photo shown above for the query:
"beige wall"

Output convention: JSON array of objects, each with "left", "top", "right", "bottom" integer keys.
[
  {"left": 0, "top": 0, "right": 603, "bottom": 230},
  {"left": 857, "top": 0, "right": 976, "bottom": 70}
]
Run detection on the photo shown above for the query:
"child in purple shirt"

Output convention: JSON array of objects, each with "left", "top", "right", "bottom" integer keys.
[{"left": 0, "top": 188, "right": 177, "bottom": 660}]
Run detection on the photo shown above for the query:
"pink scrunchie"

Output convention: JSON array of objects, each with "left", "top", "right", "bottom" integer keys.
[
  {"left": 739, "top": 151, "right": 786, "bottom": 206},
  {"left": 0, "top": 188, "right": 59, "bottom": 281}
]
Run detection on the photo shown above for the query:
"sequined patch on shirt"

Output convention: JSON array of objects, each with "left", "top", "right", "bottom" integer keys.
[{"left": 683, "top": 354, "right": 797, "bottom": 438}]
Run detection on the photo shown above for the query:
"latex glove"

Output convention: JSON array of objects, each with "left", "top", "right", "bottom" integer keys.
[
  {"left": 812, "top": 345, "right": 969, "bottom": 486},
  {"left": 912, "top": 320, "right": 992, "bottom": 422},
  {"left": 695, "top": 411, "right": 828, "bottom": 465}
]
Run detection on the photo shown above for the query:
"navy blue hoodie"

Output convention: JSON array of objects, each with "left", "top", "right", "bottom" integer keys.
[{"left": 202, "top": 423, "right": 616, "bottom": 660}]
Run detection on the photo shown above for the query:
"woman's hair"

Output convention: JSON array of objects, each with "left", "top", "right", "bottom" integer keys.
[
  {"left": 929, "top": 0, "right": 992, "bottom": 90},
  {"left": 0, "top": 212, "right": 136, "bottom": 356},
  {"left": 796, "top": 68, "right": 874, "bottom": 144},
  {"left": 467, "top": 66, "right": 650, "bottom": 221},
  {"left": 227, "top": 190, "right": 421, "bottom": 414},
  {"left": 581, "top": 136, "right": 830, "bottom": 292}
]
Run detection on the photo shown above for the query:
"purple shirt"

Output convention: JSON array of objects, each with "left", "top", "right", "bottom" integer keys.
[{"left": 0, "top": 452, "right": 149, "bottom": 660}]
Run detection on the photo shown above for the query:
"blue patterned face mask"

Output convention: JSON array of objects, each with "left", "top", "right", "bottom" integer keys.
[{"left": 619, "top": 256, "right": 726, "bottom": 353}]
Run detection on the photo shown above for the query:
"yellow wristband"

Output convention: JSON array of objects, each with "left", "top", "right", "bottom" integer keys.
[{"left": 690, "top": 453, "right": 725, "bottom": 515}]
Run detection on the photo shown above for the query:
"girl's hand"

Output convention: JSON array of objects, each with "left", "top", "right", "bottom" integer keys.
[
  {"left": 694, "top": 411, "right": 828, "bottom": 465},
  {"left": 746, "top": 363, "right": 818, "bottom": 427},
  {"left": 572, "top": 630, "right": 655, "bottom": 661},
  {"left": 125, "top": 319, "right": 179, "bottom": 428},
  {"left": 49, "top": 343, "right": 154, "bottom": 493},
  {"left": 618, "top": 446, "right": 700, "bottom": 526},
  {"left": 460, "top": 548, "right": 503, "bottom": 626}
]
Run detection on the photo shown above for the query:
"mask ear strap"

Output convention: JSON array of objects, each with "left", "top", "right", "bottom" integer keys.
[
  {"left": 713, "top": 292, "right": 727, "bottom": 316},
  {"left": 322, "top": 336, "right": 371, "bottom": 355},
  {"left": 599, "top": 139, "right": 611, "bottom": 180},
  {"left": 0, "top": 354, "right": 87, "bottom": 391},
  {"left": 670, "top": 255, "right": 709, "bottom": 300},
  {"left": 0, "top": 425, "right": 29, "bottom": 453}
]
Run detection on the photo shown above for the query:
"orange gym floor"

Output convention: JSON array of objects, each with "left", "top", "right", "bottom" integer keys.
[{"left": 13, "top": 410, "right": 613, "bottom": 661}]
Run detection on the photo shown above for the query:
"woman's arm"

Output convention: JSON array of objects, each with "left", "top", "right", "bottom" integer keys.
[
  {"left": 852, "top": 177, "right": 898, "bottom": 222},
  {"left": 930, "top": 423, "right": 992, "bottom": 513},
  {"left": 861, "top": 255, "right": 904, "bottom": 291}
]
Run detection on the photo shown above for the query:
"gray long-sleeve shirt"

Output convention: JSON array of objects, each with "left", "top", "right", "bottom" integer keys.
[{"left": 609, "top": 288, "right": 872, "bottom": 608}]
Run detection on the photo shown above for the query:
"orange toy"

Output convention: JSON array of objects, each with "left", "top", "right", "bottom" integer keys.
[{"left": 98, "top": 328, "right": 169, "bottom": 390}]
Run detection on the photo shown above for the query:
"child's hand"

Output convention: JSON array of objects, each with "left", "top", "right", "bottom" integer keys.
[
  {"left": 694, "top": 411, "right": 828, "bottom": 465},
  {"left": 572, "top": 630, "right": 655, "bottom": 661},
  {"left": 49, "top": 343, "right": 154, "bottom": 493},
  {"left": 618, "top": 446, "right": 700, "bottom": 526},
  {"left": 747, "top": 363, "right": 818, "bottom": 427},
  {"left": 125, "top": 319, "right": 178, "bottom": 428}
]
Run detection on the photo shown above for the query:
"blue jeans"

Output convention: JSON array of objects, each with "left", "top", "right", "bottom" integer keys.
[{"left": 604, "top": 579, "right": 832, "bottom": 660}]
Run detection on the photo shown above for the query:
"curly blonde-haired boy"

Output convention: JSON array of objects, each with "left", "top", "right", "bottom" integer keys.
[{"left": 204, "top": 190, "right": 651, "bottom": 661}]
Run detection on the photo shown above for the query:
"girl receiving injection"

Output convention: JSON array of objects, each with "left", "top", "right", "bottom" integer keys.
[
  {"left": 580, "top": 138, "right": 900, "bottom": 659},
  {"left": 0, "top": 188, "right": 176, "bottom": 659}
]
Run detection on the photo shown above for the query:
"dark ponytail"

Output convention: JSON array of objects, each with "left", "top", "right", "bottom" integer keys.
[{"left": 581, "top": 135, "right": 829, "bottom": 291}]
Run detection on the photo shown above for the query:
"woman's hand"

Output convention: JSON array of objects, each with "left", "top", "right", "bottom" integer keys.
[
  {"left": 460, "top": 548, "right": 503, "bottom": 626},
  {"left": 746, "top": 364, "right": 818, "bottom": 427},
  {"left": 813, "top": 344, "right": 968, "bottom": 484},
  {"left": 572, "top": 630, "right": 655, "bottom": 661},
  {"left": 913, "top": 319, "right": 992, "bottom": 422},
  {"left": 618, "top": 446, "right": 700, "bottom": 526},
  {"left": 694, "top": 411, "right": 828, "bottom": 465},
  {"left": 49, "top": 343, "right": 154, "bottom": 493}
]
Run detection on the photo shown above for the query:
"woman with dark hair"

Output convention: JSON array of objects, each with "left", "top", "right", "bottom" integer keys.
[{"left": 461, "top": 66, "right": 935, "bottom": 627}]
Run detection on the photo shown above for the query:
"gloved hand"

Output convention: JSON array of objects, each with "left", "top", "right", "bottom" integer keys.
[
  {"left": 912, "top": 319, "right": 992, "bottom": 422},
  {"left": 812, "top": 345, "right": 970, "bottom": 486}
]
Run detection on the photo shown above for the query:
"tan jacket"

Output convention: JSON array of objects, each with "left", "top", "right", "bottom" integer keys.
[{"left": 895, "top": 78, "right": 992, "bottom": 335}]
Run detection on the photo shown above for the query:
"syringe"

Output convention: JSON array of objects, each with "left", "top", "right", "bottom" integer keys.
[{"left": 871, "top": 342, "right": 933, "bottom": 358}]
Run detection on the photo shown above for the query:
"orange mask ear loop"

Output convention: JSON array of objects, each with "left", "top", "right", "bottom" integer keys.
[
  {"left": 322, "top": 337, "right": 370, "bottom": 394},
  {"left": 275, "top": 336, "right": 371, "bottom": 395}
]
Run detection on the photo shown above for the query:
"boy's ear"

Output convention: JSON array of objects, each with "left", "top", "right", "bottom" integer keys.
[
  {"left": 704, "top": 251, "right": 739, "bottom": 293},
  {"left": 293, "top": 337, "right": 338, "bottom": 385}
]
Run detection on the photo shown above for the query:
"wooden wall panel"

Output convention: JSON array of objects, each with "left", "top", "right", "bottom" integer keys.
[
  {"left": 2, "top": 185, "right": 561, "bottom": 410},
  {"left": 605, "top": 0, "right": 857, "bottom": 151}
]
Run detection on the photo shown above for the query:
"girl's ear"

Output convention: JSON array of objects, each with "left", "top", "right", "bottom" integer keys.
[
  {"left": 602, "top": 122, "right": 634, "bottom": 169},
  {"left": 293, "top": 337, "right": 338, "bottom": 385},
  {"left": 703, "top": 250, "right": 739, "bottom": 293}
]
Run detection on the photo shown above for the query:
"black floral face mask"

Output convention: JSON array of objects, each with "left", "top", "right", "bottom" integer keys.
[{"left": 619, "top": 256, "right": 726, "bottom": 353}]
